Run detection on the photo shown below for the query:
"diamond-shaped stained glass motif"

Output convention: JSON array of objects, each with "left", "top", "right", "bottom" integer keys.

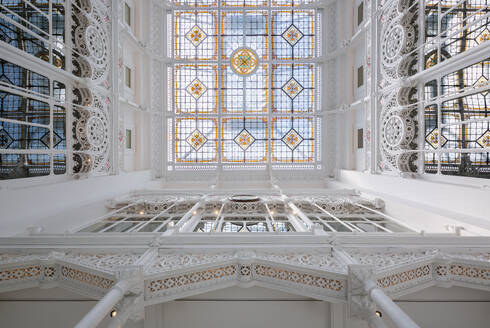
[
  {"left": 477, "top": 130, "right": 490, "bottom": 148},
  {"left": 473, "top": 75, "right": 489, "bottom": 89},
  {"left": 282, "top": 24, "right": 304, "bottom": 47},
  {"left": 234, "top": 129, "right": 255, "bottom": 151},
  {"left": 282, "top": 128, "right": 303, "bottom": 150},
  {"left": 186, "top": 78, "right": 208, "bottom": 100},
  {"left": 0, "top": 128, "right": 13, "bottom": 149},
  {"left": 40, "top": 131, "right": 62, "bottom": 148},
  {"left": 282, "top": 78, "right": 304, "bottom": 100},
  {"left": 425, "top": 128, "right": 447, "bottom": 149},
  {"left": 186, "top": 129, "right": 208, "bottom": 151},
  {"left": 186, "top": 25, "right": 207, "bottom": 47},
  {"left": 476, "top": 28, "right": 490, "bottom": 45}
]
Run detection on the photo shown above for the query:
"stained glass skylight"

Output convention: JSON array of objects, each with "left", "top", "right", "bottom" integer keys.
[{"left": 167, "top": 1, "right": 321, "bottom": 171}]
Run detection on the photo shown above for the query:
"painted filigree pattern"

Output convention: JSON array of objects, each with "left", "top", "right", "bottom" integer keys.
[
  {"left": 60, "top": 266, "right": 114, "bottom": 290},
  {"left": 62, "top": 253, "right": 141, "bottom": 274},
  {"left": 71, "top": 0, "right": 113, "bottom": 175},
  {"left": 346, "top": 248, "right": 438, "bottom": 272}
]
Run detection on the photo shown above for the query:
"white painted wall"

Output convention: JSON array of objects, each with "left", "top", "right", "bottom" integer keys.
[
  {"left": 336, "top": 170, "right": 490, "bottom": 235},
  {"left": 160, "top": 301, "right": 329, "bottom": 328},
  {"left": 2, "top": 286, "right": 490, "bottom": 328},
  {"left": 0, "top": 170, "right": 154, "bottom": 236}
]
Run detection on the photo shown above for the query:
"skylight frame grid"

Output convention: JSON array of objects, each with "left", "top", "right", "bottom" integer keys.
[{"left": 169, "top": 1, "right": 322, "bottom": 171}]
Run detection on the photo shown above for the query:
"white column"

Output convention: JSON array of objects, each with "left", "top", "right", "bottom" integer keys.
[
  {"left": 367, "top": 313, "right": 388, "bottom": 328},
  {"left": 74, "top": 280, "right": 129, "bottom": 328},
  {"left": 366, "top": 282, "right": 420, "bottom": 328},
  {"left": 343, "top": 254, "right": 420, "bottom": 328}
]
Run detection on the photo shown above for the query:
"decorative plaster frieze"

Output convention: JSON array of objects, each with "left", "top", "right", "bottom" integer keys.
[
  {"left": 0, "top": 265, "right": 42, "bottom": 283},
  {"left": 146, "top": 264, "right": 237, "bottom": 299},
  {"left": 147, "top": 251, "right": 236, "bottom": 275},
  {"left": 59, "top": 265, "right": 115, "bottom": 290},
  {"left": 254, "top": 263, "right": 345, "bottom": 295},
  {"left": 255, "top": 250, "right": 346, "bottom": 273},
  {"left": 377, "top": 263, "right": 432, "bottom": 293},
  {"left": 3, "top": 247, "right": 490, "bottom": 302},
  {"left": 62, "top": 253, "right": 141, "bottom": 274},
  {"left": 145, "top": 262, "right": 346, "bottom": 302},
  {"left": 346, "top": 248, "right": 438, "bottom": 272},
  {"left": 147, "top": 249, "right": 347, "bottom": 276}
]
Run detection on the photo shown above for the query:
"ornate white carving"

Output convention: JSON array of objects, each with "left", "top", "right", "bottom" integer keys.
[
  {"left": 377, "top": 264, "right": 432, "bottom": 294},
  {"left": 147, "top": 251, "right": 236, "bottom": 275},
  {"left": 146, "top": 262, "right": 345, "bottom": 302},
  {"left": 346, "top": 248, "right": 438, "bottom": 272},
  {"left": 348, "top": 265, "right": 376, "bottom": 319},
  {"left": 71, "top": 0, "right": 113, "bottom": 176},
  {"left": 3, "top": 247, "right": 490, "bottom": 303},
  {"left": 256, "top": 250, "right": 346, "bottom": 273},
  {"left": 62, "top": 253, "right": 141, "bottom": 274},
  {"left": 378, "top": 0, "right": 419, "bottom": 174}
]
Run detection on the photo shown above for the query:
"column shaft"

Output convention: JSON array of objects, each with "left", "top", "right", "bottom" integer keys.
[
  {"left": 369, "top": 287, "right": 420, "bottom": 328},
  {"left": 74, "top": 281, "right": 128, "bottom": 328}
]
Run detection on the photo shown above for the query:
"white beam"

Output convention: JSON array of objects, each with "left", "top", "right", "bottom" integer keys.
[
  {"left": 165, "top": 199, "right": 203, "bottom": 235},
  {"left": 286, "top": 213, "right": 308, "bottom": 232},
  {"left": 180, "top": 212, "right": 203, "bottom": 233},
  {"left": 287, "top": 201, "right": 314, "bottom": 230}
]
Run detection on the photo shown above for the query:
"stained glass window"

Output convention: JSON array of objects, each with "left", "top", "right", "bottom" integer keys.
[
  {"left": 424, "top": 1, "right": 489, "bottom": 69},
  {"left": 168, "top": 0, "right": 321, "bottom": 170},
  {"left": 0, "top": 60, "right": 67, "bottom": 179},
  {"left": 424, "top": 58, "right": 490, "bottom": 178},
  {"left": 0, "top": 0, "right": 66, "bottom": 69}
]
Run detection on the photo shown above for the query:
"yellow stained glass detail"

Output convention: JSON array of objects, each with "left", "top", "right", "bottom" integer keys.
[
  {"left": 282, "top": 24, "right": 304, "bottom": 46},
  {"left": 234, "top": 129, "right": 255, "bottom": 151},
  {"left": 231, "top": 48, "right": 258, "bottom": 76},
  {"left": 476, "top": 28, "right": 490, "bottom": 45},
  {"left": 426, "top": 128, "right": 447, "bottom": 149},
  {"left": 186, "top": 129, "right": 208, "bottom": 151},
  {"left": 282, "top": 128, "right": 303, "bottom": 150},
  {"left": 477, "top": 130, "right": 490, "bottom": 148},
  {"left": 282, "top": 78, "right": 304, "bottom": 99},
  {"left": 473, "top": 75, "right": 489, "bottom": 88},
  {"left": 186, "top": 78, "right": 207, "bottom": 100},
  {"left": 186, "top": 25, "right": 207, "bottom": 47}
]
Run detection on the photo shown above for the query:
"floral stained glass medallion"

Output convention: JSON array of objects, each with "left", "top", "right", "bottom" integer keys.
[
  {"left": 231, "top": 48, "right": 259, "bottom": 76},
  {"left": 426, "top": 128, "right": 447, "bottom": 149},
  {"left": 186, "top": 129, "right": 208, "bottom": 151},
  {"left": 477, "top": 130, "right": 490, "bottom": 148},
  {"left": 171, "top": 4, "right": 320, "bottom": 169},
  {"left": 282, "top": 128, "right": 303, "bottom": 150},
  {"left": 282, "top": 78, "right": 304, "bottom": 99},
  {"left": 282, "top": 24, "right": 304, "bottom": 46},
  {"left": 186, "top": 25, "right": 208, "bottom": 47},
  {"left": 186, "top": 78, "right": 208, "bottom": 100},
  {"left": 234, "top": 129, "right": 256, "bottom": 151}
]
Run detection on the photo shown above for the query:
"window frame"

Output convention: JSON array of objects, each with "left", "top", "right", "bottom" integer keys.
[{"left": 165, "top": 1, "right": 324, "bottom": 173}]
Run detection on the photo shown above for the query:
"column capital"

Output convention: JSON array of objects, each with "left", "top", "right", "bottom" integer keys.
[
  {"left": 116, "top": 265, "right": 144, "bottom": 295},
  {"left": 348, "top": 264, "right": 376, "bottom": 320}
]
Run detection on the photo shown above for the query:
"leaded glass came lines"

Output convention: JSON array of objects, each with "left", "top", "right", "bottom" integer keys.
[
  {"left": 170, "top": 3, "right": 320, "bottom": 169},
  {"left": 424, "top": 1, "right": 489, "bottom": 68},
  {"left": 424, "top": 58, "right": 490, "bottom": 178}
]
